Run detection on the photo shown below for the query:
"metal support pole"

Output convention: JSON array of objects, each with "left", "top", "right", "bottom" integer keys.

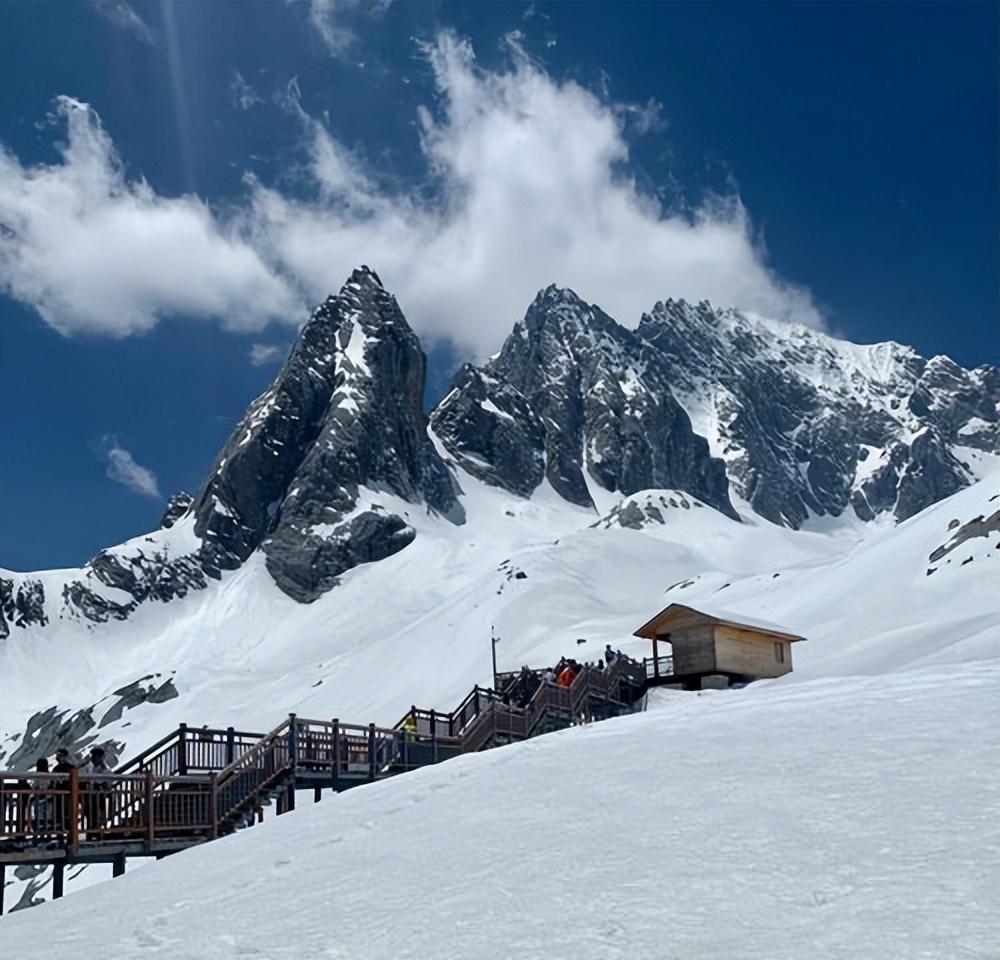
[
  {"left": 112, "top": 853, "right": 126, "bottom": 878},
  {"left": 225, "top": 727, "right": 235, "bottom": 765},
  {"left": 491, "top": 627, "right": 499, "bottom": 691},
  {"left": 53, "top": 862, "right": 65, "bottom": 900},
  {"left": 0, "top": 863, "right": 5, "bottom": 916}
]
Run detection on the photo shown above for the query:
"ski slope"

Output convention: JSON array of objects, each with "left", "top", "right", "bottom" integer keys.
[{"left": 3, "top": 660, "right": 997, "bottom": 959}]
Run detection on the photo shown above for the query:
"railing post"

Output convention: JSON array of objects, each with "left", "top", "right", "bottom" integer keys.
[
  {"left": 288, "top": 714, "right": 298, "bottom": 773},
  {"left": 331, "top": 719, "right": 340, "bottom": 793},
  {"left": 67, "top": 767, "right": 79, "bottom": 856},
  {"left": 368, "top": 723, "right": 376, "bottom": 782},
  {"left": 178, "top": 723, "right": 188, "bottom": 776},
  {"left": 209, "top": 774, "right": 219, "bottom": 840},
  {"left": 144, "top": 770, "right": 155, "bottom": 852},
  {"left": 430, "top": 709, "right": 438, "bottom": 763},
  {"left": 225, "top": 727, "right": 235, "bottom": 765}
]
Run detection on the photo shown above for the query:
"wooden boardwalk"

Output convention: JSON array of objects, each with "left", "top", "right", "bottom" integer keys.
[{"left": 0, "top": 655, "right": 651, "bottom": 910}]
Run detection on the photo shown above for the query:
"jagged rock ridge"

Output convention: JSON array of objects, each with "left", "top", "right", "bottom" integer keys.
[
  {"left": 431, "top": 286, "right": 738, "bottom": 519},
  {"left": 636, "top": 299, "right": 998, "bottom": 526}
]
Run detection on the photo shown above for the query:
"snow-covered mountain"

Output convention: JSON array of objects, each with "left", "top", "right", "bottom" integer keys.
[
  {"left": 640, "top": 298, "right": 998, "bottom": 526},
  {"left": 4, "top": 269, "right": 993, "bottom": 640},
  {"left": 1, "top": 267, "right": 997, "bottom": 746},
  {"left": 1, "top": 268, "right": 997, "bottom": 912}
]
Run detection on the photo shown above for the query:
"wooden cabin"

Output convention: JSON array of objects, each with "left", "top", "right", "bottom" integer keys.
[{"left": 633, "top": 602, "right": 805, "bottom": 689}]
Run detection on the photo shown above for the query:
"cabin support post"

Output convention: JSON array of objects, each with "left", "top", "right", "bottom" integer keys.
[
  {"left": 177, "top": 723, "right": 188, "bottom": 776},
  {"left": 225, "top": 727, "right": 235, "bottom": 765},
  {"left": 313, "top": 786, "right": 321, "bottom": 804},
  {"left": 52, "top": 862, "right": 65, "bottom": 900},
  {"left": 652, "top": 636, "right": 660, "bottom": 678},
  {"left": 0, "top": 863, "right": 5, "bottom": 916},
  {"left": 112, "top": 853, "right": 126, "bottom": 878}
]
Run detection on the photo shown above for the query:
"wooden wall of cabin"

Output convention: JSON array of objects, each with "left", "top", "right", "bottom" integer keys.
[
  {"left": 667, "top": 624, "right": 717, "bottom": 674},
  {"left": 712, "top": 625, "right": 793, "bottom": 678}
]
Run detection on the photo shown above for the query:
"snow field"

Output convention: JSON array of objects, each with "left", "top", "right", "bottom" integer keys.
[{"left": 2, "top": 661, "right": 997, "bottom": 959}]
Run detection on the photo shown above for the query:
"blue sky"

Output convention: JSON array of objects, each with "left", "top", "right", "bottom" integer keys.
[{"left": 1, "top": 0, "right": 996, "bottom": 571}]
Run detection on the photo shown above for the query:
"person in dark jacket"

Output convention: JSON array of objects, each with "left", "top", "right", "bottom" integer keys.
[
  {"left": 30, "top": 758, "right": 52, "bottom": 834},
  {"left": 52, "top": 748, "right": 75, "bottom": 833}
]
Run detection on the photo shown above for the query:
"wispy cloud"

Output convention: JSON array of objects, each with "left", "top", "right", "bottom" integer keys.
[
  {"left": 0, "top": 96, "right": 300, "bottom": 336},
  {"left": 104, "top": 441, "right": 161, "bottom": 499},
  {"left": 243, "top": 32, "right": 824, "bottom": 354},
  {"left": 307, "top": 0, "right": 392, "bottom": 58},
  {"left": 249, "top": 343, "right": 284, "bottom": 366},
  {"left": 230, "top": 70, "right": 262, "bottom": 111},
  {"left": 90, "top": 0, "right": 154, "bottom": 45},
  {"left": 0, "top": 33, "right": 824, "bottom": 354}
]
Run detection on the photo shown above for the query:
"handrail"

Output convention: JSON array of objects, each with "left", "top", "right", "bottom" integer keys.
[{"left": 2, "top": 650, "right": 651, "bottom": 856}]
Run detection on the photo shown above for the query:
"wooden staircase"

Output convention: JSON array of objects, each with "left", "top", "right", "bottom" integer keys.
[{"left": 0, "top": 655, "right": 648, "bottom": 908}]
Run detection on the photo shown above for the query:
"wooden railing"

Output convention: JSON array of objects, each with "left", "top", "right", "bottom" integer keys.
[
  {"left": 643, "top": 654, "right": 675, "bottom": 680},
  {"left": 0, "top": 653, "right": 649, "bottom": 857},
  {"left": 116, "top": 724, "right": 264, "bottom": 778}
]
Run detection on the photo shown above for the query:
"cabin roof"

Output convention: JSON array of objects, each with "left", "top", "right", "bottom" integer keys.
[{"left": 633, "top": 602, "right": 806, "bottom": 642}]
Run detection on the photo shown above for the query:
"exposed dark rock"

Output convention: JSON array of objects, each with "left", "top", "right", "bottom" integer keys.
[
  {"left": 0, "top": 577, "right": 47, "bottom": 639},
  {"left": 853, "top": 429, "right": 972, "bottom": 522},
  {"left": 929, "top": 510, "right": 999, "bottom": 564},
  {"left": 637, "top": 298, "right": 998, "bottom": 526},
  {"left": 432, "top": 286, "right": 737, "bottom": 518},
  {"left": 160, "top": 492, "right": 194, "bottom": 528}
]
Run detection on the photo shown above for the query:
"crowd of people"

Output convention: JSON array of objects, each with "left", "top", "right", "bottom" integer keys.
[
  {"left": 503, "top": 645, "right": 626, "bottom": 708},
  {"left": 5, "top": 746, "right": 114, "bottom": 842}
]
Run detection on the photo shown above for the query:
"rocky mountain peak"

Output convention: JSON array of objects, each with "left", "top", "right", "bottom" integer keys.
[
  {"left": 432, "top": 286, "right": 737, "bottom": 517},
  {"left": 636, "top": 296, "right": 997, "bottom": 526}
]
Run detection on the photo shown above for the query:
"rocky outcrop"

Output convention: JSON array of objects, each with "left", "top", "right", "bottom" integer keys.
[
  {"left": 160, "top": 492, "right": 193, "bottom": 529},
  {"left": 0, "top": 577, "right": 47, "bottom": 639},
  {"left": 194, "top": 266, "right": 463, "bottom": 602},
  {"left": 431, "top": 286, "right": 737, "bottom": 518},
  {"left": 637, "top": 299, "right": 998, "bottom": 527}
]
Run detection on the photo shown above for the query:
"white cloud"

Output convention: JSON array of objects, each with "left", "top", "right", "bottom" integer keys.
[
  {"left": 307, "top": 0, "right": 392, "bottom": 58},
  {"left": 249, "top": 342, "right": 285, "bottom": 366},
  {"left": 243, "top": 32, "right": 824, "bottom": 356},
  {"left": 91, "top": 0, "right": 154, "bottom": 45},
  {"left": 0, "top": 96, "right": 301, "bottom": 337},
  {"left": 230, "top": 70, "right": 262, "bottom": 111},
  {"left": 104, "top": 442, "right": 161, "bottom": 499},
  {"left": 0, "top": 34, "right": 823, "bottom": 354}
]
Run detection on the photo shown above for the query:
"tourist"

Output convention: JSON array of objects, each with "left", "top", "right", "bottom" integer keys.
[
  {"left": 30, "top": 758, "right": 51, "bottom": 834},
  {"left": 52, "top": 748, "right": 74, "bottom": 833},
  {"left": 81, "top": 747, "right": 113, "bottom": 834}
]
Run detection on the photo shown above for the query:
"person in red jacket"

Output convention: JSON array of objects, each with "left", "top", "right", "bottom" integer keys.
[{"left": 556, "top": 664, "right": 576, "bottom": 687}]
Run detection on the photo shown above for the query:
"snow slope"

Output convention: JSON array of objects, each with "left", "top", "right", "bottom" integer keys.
[{"left": 3, "top": 661, "right": 997, "bottom": 960}]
